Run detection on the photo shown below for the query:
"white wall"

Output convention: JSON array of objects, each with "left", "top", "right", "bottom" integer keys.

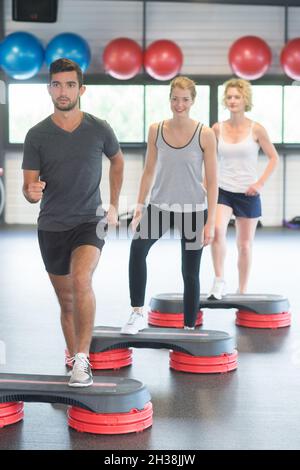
[
  {"left": 5, "top": 152, "right": 40, "bottom": 225},
  {"left": 285, "top": 155, "right": 300, "bottom": 221}
]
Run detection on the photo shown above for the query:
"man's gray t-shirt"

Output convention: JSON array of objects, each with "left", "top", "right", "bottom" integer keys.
[{"left": 22, "top": 112, "right": 120, "bottom": 231}]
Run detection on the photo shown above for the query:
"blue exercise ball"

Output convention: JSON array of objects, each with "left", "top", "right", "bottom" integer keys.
[
  {"left": 0, "top": 31, "right": 44, "bottom": 79},
  {"left": 45, "top": 33, "right": 91, "bottom": 72}
]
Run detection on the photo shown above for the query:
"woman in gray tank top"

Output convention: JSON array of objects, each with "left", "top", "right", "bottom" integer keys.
[
  {"left": 208, "top": 78, "right": 279, "bottom": 300},
  {"left": 121, "top": 76, "right": 218, "bottom": 334}
]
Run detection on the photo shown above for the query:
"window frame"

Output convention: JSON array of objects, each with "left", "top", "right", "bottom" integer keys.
[{"left": 3, "top": 73, "right": 300, "bottom": 152}]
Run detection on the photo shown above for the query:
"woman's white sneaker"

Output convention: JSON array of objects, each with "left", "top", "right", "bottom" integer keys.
[
  {"left": 120, "top": 312, "right": 145, "bottom": 335},
  {"left": 207, "top": 278, "right": 226, "bottom": 300}
]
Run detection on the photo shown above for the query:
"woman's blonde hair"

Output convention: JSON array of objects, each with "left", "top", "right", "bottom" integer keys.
[
  {"left": 169, "top": 76, "right": 197, "bottom": 101},
  {"left": 223, "top": 78, "right": 253, "bottom": 112}
]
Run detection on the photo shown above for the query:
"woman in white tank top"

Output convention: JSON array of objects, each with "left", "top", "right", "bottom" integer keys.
[{"left": 208, "top": 78, "right": 279, "bottom": 299}]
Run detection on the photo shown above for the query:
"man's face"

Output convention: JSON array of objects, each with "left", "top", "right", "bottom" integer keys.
[{"left": 48, "top": 71, "right": 85, "bottom": 111}]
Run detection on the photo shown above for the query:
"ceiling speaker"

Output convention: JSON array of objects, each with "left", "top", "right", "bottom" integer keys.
[{"left": 12, "top": 0, "right": 58, "bottom": 23}]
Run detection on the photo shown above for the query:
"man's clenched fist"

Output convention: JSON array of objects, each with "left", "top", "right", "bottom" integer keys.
[{"left": 25, "top": 181, "right": 46, "bottom": 203}]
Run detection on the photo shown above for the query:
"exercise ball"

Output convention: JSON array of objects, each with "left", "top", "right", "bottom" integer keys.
[
  {"left": 228, "top": 36, "right": 272, "bottom": 80},
  {"left": 144, "top": 40, "right": 183, "bottom": 81},
  {"left": 0, "top": 32, "right": 44, "bottom": 79},
  {"left": 45, "top": 33, "right": 91, "bottom": 72},
  {"left": 280, "top": 38, "right": 300, "bottom": 80},
  {"left": 103, "top": 38, "right": 143, "bottom": 80}
]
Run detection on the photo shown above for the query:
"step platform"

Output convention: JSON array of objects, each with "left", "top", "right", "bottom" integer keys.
[
  {"left": 149, "top": 293, "right": 291, "bottom": 329},
  {"left": 0, "top": 373, "right": 152, "bottom": 434},
  {"left": 90, "top": 326, "right": 237, "bottom": 374}
]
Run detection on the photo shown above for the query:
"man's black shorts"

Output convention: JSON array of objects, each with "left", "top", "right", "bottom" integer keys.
[{"left": 38, "top": 222, "right": 106, "bottom": 276}]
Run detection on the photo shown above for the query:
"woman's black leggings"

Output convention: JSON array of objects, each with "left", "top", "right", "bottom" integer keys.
[{"left": 129, "top": 204, "right": 207, "bottom": 327}]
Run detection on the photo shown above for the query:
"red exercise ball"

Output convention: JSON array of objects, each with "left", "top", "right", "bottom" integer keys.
[
  {"left": 144, "top": 40, "right": 183, "bottom": 81},
  {"left": 103, "top": 38, "right": 143, "bottom": 80},
  {"left": 280, "top": 38, "right": 300, "bottom": 80},
  {"left": 228, "top": 36, "right": 272, "bottom": 80}
]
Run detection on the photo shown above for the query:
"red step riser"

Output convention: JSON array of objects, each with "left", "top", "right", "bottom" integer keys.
[
  {"left": 68, "top": 402, "right": 153, "bottom": 435},
  {"left": 169, "top": 351, "right": 238, "bottom": 373},
  {"left": 236, "top": 311, "right": 291, "bottom": 328},
  {"left": 90, "top": 349, "right": 133, "bottom": 361},
  {"left": 89, "top": 349, "right": 133, "bottom": 370},
  {"left": 170, "top": 360, "right": 238, "bottom": 374},
  {"left": 68, "top": 415, "right": 153, "bottom": 434},
  {"left": 0, "top": 402, "right": 24, "bottom": 428},
  {"left": 69, "top": 402, "right": 152, "bottom": 425},
  {"left": 236, "top": 319, "right": 291, "bottom": 329},
  {"left": 90, "top": 358, "right": 133, "bottom": 370},
  {"left": 237, "top": 311, "right": 291, "bottom": 321},
  {"left": 170, "top": 350, "right": 238, "bottom": 365},
  {"left": 148, "top": 311, "right": 203, "bottom": 328},
  {"left": 65, "top": 349, "right": 133, "bottom": 370}
]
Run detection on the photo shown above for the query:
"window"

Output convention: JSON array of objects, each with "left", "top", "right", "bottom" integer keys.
[
  {"left": 8, "top": 84, "right": 53, "bottom": 144},
  {"left": 80, "top": 85, "right": 144, "bottom": 143},
  {"left": 218, "top": 85, "right": 283, "bottom": 143},
  {"left": 9, "top": 82, "right": 300, "bottom": 146},
  {"left": 284, "top": 86, "right": 300, "bottom": 144}
]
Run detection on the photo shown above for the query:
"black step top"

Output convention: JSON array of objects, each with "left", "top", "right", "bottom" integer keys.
[
  {"left": 91, "top": 326, "right": 236, "bottom": 357},
  {"left": 0, "top": 373, "right": 151, "bottom": 413},
  {"left": 150, "top": 293, "right": 290, "bottom": 314}
]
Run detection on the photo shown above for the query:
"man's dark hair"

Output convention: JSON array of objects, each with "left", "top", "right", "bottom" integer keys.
[{"left": 49, "top": 58, "right": 83, "bottom": 88}]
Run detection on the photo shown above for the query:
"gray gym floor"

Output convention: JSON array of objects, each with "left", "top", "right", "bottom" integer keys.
[{"left": 0, "top": 224, "right": 299, "bottom": 450}]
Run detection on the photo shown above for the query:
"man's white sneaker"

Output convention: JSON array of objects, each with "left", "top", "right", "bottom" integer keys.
[
  {"left": 207, "top": 278, "right": 226, "bottom": 300},
  {"left": 65, "top": 349, "right": 74, "bottom": 369},
  {"left": 120, "top": 312, "right": 145, "bottom": 335},
  {"left": 68, "top": 353, "right": 93, "bottom": 387}
]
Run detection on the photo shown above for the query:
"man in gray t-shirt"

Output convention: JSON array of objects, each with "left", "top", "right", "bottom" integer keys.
[
  {"left": 23, "top": 112, "right": 120, "bottom": 231},
  {"left": 22, "top": 58, "right": 124, "bottom": 388}
]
